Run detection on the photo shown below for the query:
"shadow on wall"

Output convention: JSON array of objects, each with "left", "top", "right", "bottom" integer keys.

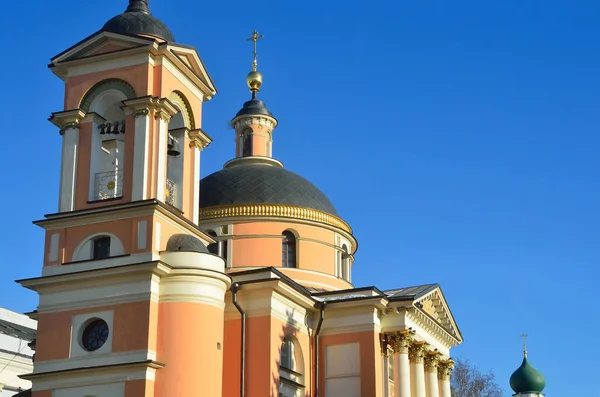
[{"left": 271, "top": 308, "right": 312, "bottom": 397}]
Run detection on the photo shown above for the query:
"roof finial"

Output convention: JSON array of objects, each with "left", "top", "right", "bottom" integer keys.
[
  {"left": 126, "top": 0, "right": 150, "bottom": 14},
  {"left": 520, "top": 333, "right": 528, "bottom": 358},
  {"left": 245, "top": 30, "right": 265, "bottom": 98}
]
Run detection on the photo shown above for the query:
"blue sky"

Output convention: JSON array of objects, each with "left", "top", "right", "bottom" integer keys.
[{"left": 2, "top": 0, "right": 599, "bottom": 395}]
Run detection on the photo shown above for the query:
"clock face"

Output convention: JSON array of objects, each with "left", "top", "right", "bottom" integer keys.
[{"left": 82, "top": 319, "right": 109, "bottom": 351}]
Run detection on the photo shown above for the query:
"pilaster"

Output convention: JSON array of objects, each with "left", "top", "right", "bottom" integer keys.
[
  {"left": 123, "top": 96, "right": 154, "bottom": 201},
  {"left": 49, "top": 109, "right": 86, "bottom": 212}
]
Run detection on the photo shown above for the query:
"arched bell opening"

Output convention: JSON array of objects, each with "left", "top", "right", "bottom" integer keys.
[{"left": 85, "top": 81, "right": 134, "bottom": 201}]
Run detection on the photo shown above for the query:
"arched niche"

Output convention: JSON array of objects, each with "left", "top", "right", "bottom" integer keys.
[
  {"left": 72, "top": 233, "right": 125, "bottom": 262},
  {"left": 81, "top": 79, "right": 135, "bottom": 201},
  {"left": 279, "top": 335, "right": 306, "bottom": 397}
]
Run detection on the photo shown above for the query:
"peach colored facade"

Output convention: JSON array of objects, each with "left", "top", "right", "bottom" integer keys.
[{"left": 18, "top": 3, "right": 462, "bottom": 397}]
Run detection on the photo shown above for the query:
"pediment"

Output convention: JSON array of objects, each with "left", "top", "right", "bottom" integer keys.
[
  {"left": 169, "top": 46, "right": 217, "bottom": 96},
  {"left": 51, "top": 31, "right": 156, "bottom": 65},
  {"left": 414, "top": 287, "right": 462, "bottom": 342}
]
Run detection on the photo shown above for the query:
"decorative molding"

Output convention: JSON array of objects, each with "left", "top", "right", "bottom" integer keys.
[
  {"left": 424, "top": 351, "right": 442, "bottom": 373},
  {"left": 409, "top": 341, "right": 427, "bottom": 364},
  {"left": 168, "top": 90, "right": 196, "bottom": 129},
  {"left": 389, "top": 329, "right": 415, "bottom": 354},
  {"left": 49, "top": 109, "right": 87, "bottom": 135},
  {"left": 188, "top": 128, "right": 212, "bottom": 150},
  {"left": 232, "top": 114, "right": 278, "bottom": 130},
  {"left": 198, "top": 204, "right": 352, "bottom": 233},
  {"left": 79, "top": 79, "right": 136, "bottom": 112},
  {"left": 437, "top": 359, "right": 455, "bottom": 381}
]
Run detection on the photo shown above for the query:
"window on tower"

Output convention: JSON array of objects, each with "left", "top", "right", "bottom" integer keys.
[
  {"left": 242, "top": 128, "right": 253, "bottom": 157},
  {"left": 207, "top": 230, "right": 219, "bottom": 255},
  {"left": 92, "top": 236, "right": 111, "bottom": 259},
  {"left": 282, "top": 231, "right": 297, "bottom": 268}
]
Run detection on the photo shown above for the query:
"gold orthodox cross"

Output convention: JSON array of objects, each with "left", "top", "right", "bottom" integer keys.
[
  {"left": 520, "top": 333, "right": 528, "bottom": 356},
  {"left": 246, "top": 30, "right": 264, "bottom": 71}
]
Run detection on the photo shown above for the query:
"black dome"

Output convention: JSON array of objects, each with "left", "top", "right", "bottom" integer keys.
[
  {"left": 235, "top": 99, "right": 274, "bottom": 118},
  {"left": 166, "top": 234, "right": 208, "bottom": 253},
  {"left": 199, "top": 164, "right": 339, "bottom": 216},
  {"left": 102, "top": 1, "right": 175, "bottom": 42}
]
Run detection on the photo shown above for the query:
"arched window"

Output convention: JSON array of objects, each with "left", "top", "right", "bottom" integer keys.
[
  {"left": 341, "top": 244, "right": 349, "bottom": 281},
  {"left": 92, "top": 236, "right": 111, "bottom": 260},
  {"left": 282, "top": 231, "right": 297, "bottom": 268},
  {"left": 279, "top": 337, "right": 305, "bottom": 397},
  {"left": 206, "top": 229, "right": 229, "bottom": 267},
  {"left": 242, "top": 129, "right": 253, "bottom": 157}
]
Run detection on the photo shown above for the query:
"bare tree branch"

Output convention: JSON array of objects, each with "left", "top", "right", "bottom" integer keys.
[{"left": 451, "top": 358, "right": 504, "bottom": 397}]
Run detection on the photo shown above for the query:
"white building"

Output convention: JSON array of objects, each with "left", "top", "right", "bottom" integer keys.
[{"left": 0, "top": 308, "right": 35, "bottom": 396}]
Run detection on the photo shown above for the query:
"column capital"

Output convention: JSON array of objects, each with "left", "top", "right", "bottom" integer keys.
[
  {"left": 424, "top": 351, "right": 442, "bottom": 373},
  {"left": 409, "top": 341, "right": 428, "bottom": 364},
  {"left": 390, "top": 329, "right": 415, "bottom": 354},
  {"left": 49, "top": 109, "right": 87, "bottom": 134},
  {"left": 188, "top": 128, "right": 213, "bottom": 150},
  {"left": 122, "top": 96, "right": 154, "bottom": 118},
  {"left": 154, "top": 98, "right": 178, "bottom": 122},
  {"left": 437, "top": 359, "right": 455, "bottom": 381}
]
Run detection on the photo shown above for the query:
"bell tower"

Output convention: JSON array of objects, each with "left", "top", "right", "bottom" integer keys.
[{"left": 19, "top": 1, "right": 230, "bottom": 396}]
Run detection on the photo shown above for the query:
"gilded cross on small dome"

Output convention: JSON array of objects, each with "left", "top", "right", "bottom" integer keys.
[
  {"left": 520, "top": 333, "right": 528, "bottom": 357},
  {"left": 245, "top": 30, "right": 265, "bottom": 97},
  {"left": 246, "top": 30, "right": 264, "bottom": 72}
]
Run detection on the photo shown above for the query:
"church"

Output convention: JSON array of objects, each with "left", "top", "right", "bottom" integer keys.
[{"left": 16, "top": 1, "right": 464, "bottom": 396}]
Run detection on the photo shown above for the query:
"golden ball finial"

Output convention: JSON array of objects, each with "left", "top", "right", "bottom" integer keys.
[{"left": 247, "top": 70, "right": 263, "bottom": 93}]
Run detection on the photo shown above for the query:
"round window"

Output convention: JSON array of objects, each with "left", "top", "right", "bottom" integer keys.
[{"left": 81, "top": 319, "right": 109, "bottom": 351}]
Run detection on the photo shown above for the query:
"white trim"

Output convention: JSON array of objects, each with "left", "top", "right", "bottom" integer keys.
[
  {"left": 157, "top": 57, "right": 204, "bottom": 101},
  {"left": 48, "top": 234, "right": 60, "bottom": 263},
  {"left": 72, "top": 232, "right": 125, "bottom": 262},
  {"left": 156, "top": 118, "right": 167, "bottom": 201},
  {"left": 34, "top": 350, "right": 156, "bottom": 374},
  {"left": 193, "top": 147, "right": 200, "bottom": 224},
  {"left": 32, "top": 367, "right": 156, "bottom": 391},
  {"left": 155, "top": 222, "right": 161, "bottom": 251},
  {"left": 132, "top": 113, "right": 150, "bottom": 200},
  {"left": 70, "top": 310, "right": 114, "bottom": 358},
  {"left": 137, "top": 220, "right": 148, "bottom": 250},
  {"left": 41, "top": 252, "right": 158, "bottom": 277},
  {"left": 58, "top": 127, "right": 79, "bottom": 212}
]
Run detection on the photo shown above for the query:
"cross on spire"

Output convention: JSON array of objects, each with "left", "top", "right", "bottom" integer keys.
[
  {"left": 520, "top": 333, "right": 528, "bottom": 357},
  {"left": 246, "top": 30, "right": 264, "bottom": 72}
]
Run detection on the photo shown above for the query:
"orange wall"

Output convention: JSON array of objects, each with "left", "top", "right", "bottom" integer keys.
[
  {"left": 222, "top": 318, "right": 242, "bottom": 397},
  {"left": 35, "top": 301, "right": 154, "bottom": 362},
  {"left": 65, "top": 64, "right": 151, "bottom": 109},
  {"left": 32, "top": 391, "right": 51, "bottom": 397},
  {"left": 154, "top": 302, "right": 225, "bottom": 397}
]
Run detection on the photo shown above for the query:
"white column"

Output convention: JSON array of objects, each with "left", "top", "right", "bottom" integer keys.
[
  {"left": 132, "top": 109, "right": 150, "bottom": 201},
  {"left": 192, "top": 146, "right": 201, "bottom": 224},
  {"left": 424, "top": 353, "right": 440, "bottom": 397},
  {"left": 409, "top": 343, "right": 426, "bottom": 397},
  {"left": 58, "top": 124, "right": 79, "bottom": 212},
  {"left": 156, "top": 113, "right": 169, "bottom": 202},
  {"left": 390, "top": 332, "right": 412, "bottom": 397},
  {"left": 437, "top": 361, "right": 454, "bottom": 397}
]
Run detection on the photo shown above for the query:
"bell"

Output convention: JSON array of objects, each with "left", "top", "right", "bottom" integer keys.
[
  {"left": 112, "top": 121, "right": 120, "bottom": 134},
  {"left": 167, "top": 138, "right": 181, "bottom": 156},
  {"left": 99, "top": 124, "right": 106, "bottom": 134}
]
